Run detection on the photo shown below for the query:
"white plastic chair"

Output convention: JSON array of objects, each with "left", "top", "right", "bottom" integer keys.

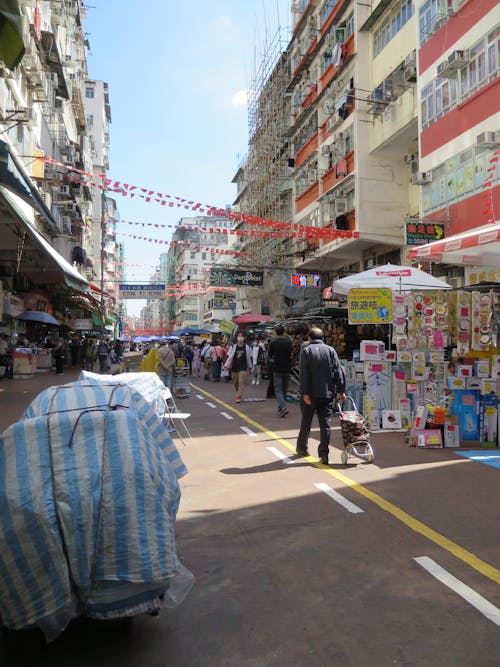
[{"left": 161, "top": 387, "right": 192, "bottom": 445}]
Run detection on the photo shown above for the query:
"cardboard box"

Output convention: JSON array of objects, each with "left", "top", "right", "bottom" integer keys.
[
  {"left": 475, "top": 360, "right": 490, "bottom": 377},
  {"left": 397, "top": 351, "right": 412, "bottom": 363},
  {"left": 456, "top": 364, "right": 472, "bottom": 377},
  {"left": 448, "top": 377, "right": 466, "bottom": 390},
  {"left": 412, "top": 351, "right": 426, "bottom": 363},
  {"left": 465, "top": 377, "right": 481, "bottom": 391},
  {"left": 383, "top": 350, "right": 397, "bottom": 362},
  {"left": 413, "top": 405, "right": 428, "bottom": 430},
  {"left": 382, "top": 410, "right": 402, "bottom": 429},
  {"left": 359, "top": 340, "right": 385, "bottom": 361},
  {"left": 451, "top": 390, "right": 480, "bottom": 442},
  {"left": 490, "top": 355, "right": 500, "bottom": 376},
  {"left": 480, "top": 394, "right": 498, "bottom": 447},
  {"left": 480, "top": 378, "right": 497, "bottom": 395},
  {"left": 415, "top": 429, "right": 443, "bottom": 448},
  {"left": 443, "top": 423, "right": 460, "bottom": 448},
  {"left": 399, "top": 398, "right": 411, "bottom": 429},
  {"left": 428, "top": 351, "right": 444, "bottom": 364}
]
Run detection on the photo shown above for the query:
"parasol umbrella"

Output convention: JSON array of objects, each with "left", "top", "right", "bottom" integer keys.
[
  {"left": 16, "top": 311, "right": 60, "bottom": 326},
  {"left": 232, "top": 313, "right": 273, "bottom": 324},
  {"left": 332, "top": 264, "right": 452, "bottom": 295},
  {"left": 0, "top": 0, "right": 25, "bottom": 70}
]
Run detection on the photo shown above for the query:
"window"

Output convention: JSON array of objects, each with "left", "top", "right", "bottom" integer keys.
[
  {"left": 202, "top": 252, "right": 206, "bottom": 260},
  {"left": 86, "top": 114, "right": 94, "bottom": 128},
  {"left": 190, "top": 252, "right": 196, "bottom": 259},
  {"left": 85, "top": 87, "right": 94, "bottom": 99},
  {"left": 374, "top": 1, "right": 413, "bottom": 57}
]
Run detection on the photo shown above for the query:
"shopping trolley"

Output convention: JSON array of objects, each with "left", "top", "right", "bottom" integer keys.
[
  {"left": 337, "top": 397, "right": 374, "bottom": 465},
  {"left": 172, "top": 359, "right": 191, "bottom": 398}
]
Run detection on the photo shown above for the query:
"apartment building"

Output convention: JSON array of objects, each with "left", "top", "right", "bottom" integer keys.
[
  {"left": 0, "top": 0, "right": 117, "bottom": 339},
  {"left": 408, "top": 0, "right": 500, "bottom": 285},
  {"left": 165, "top": 216, "right": 236, "bottom": 331}
]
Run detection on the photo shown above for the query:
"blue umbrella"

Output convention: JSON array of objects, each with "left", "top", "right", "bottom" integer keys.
[{"left": 16, "top": 311, "right": 60, "bottom": 326}]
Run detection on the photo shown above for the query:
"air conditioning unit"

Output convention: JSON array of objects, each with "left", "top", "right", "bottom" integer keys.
[
  {"left": 40, "top": 191, "right": 52, "bottom": 208},
  {"left": 334, "top": 197, "right": 347, "bottom": 216},
  {"left": 411, "top": 171, "right": 432, "bottom": 185},
  {"left": 404, "top": 153, "right": 418, "bottom": 164},
  {"left": 403, "top": 64, "right": 417, "bottom": 83},
  {"left": 404, "top": 51, "right": 416, "bottom": 68},
  {"left": 476, "top": 131, "right": 500, "bottom": 148},
  {"left": 448, "top": 49, "right": 468, "bottom": 68},
  {"left": 436, "top": 60, "right": 454, "bottom": 78},
  {"left": 58, "top": 185, "right": 71, "bottom": 196}
]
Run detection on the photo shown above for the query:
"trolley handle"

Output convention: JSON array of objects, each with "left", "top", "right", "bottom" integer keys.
[{"left": 337, "top": 395, "right": 358, "bottom": 414}]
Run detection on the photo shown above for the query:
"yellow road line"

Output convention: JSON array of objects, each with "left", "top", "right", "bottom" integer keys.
[{"left": 193, "top": 383, "right": 500, "bottom": 585}]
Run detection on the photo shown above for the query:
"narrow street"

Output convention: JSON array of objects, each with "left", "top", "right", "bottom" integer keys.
[{"left": 0, "top": 372, "right": 499, "bottom": 667}]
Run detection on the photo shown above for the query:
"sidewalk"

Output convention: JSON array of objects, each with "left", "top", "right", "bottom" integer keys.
[{"left": 0, "top": 367, "right": 85, "bottom": 433}]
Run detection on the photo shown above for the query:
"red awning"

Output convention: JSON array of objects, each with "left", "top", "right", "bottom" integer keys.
[
  {"left": 89, "top": 283, "right": 114, "bottom": 299},
  {"left": 408, "top": 222, "right": 500, "bottom": 267}
]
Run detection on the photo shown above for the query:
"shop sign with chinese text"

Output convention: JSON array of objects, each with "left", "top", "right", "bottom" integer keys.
[
  {"left": 405, "top": 221, "right": 445, "bottom": 246},
  {"left": 209, "top": 269, "right": 264, "bottom": 287},
  {"left": 348, "top": 288, "right": 393, "bottom": 324}
]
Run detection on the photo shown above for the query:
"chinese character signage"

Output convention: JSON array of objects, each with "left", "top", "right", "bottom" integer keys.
[
  {"left": 405, "top": 222, "right": 445, "bottom": 246},
  {"left": 119, "top": 284, "right": 165, "bottom": 299},
  {"left": 209, "top": 269, "right": 264, "bottom": 287},
  {"left": 348, "top": 288, "right": 393, "bottom": 324}
]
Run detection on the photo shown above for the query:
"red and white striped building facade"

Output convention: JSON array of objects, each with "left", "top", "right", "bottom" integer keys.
[{"left": 415, "top": 0, "right": 499, "bottom": 250}]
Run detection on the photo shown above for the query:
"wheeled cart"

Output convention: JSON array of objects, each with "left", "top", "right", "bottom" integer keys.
[
  {"left": 173, "top": 359, "right": 191, "bottom": 398},
  {"left": 337, "top": 397, "right": 374, "bottom": 465}
]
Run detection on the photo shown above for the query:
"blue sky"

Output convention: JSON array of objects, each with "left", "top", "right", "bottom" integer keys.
[{"left": 85, "top": 1, "right": 290, "bottom": 315}]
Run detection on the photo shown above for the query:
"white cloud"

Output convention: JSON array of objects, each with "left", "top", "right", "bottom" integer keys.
[{"left": 231, "top": 89, "right": 248, "bottom": 108}]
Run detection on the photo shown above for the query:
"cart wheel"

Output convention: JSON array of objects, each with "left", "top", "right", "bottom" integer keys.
[
  {"left": 366, "top": 454, "right": 373, "bottom": 464},
  {"left": 341, "top": 450, "right": 348, "bottom": 465}
]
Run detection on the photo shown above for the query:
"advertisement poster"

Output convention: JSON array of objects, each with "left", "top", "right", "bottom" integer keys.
[{"left": 348, "top": 288, "right": 393, "bottom": 324}]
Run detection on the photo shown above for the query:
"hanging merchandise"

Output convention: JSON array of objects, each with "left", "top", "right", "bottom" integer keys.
[{"left": 456, "top": 291, "right": 471, "bottom": 356}]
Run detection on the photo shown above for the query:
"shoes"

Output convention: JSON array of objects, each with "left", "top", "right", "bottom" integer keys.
[
  {"left": 318, "top": 455, "right": 329, "bottom": 465},
  {"left": 295, "top": 448, "right": 309, "bottom": 457},
  {"left": 256, "top": 380, "right": 260, "bottom": 385},
  {"left": 279, "top": 408, "right": 289, "bottom": 417},
  {"left": 251, "top": 379, "right": 255, "bottom": 385},
  {"left": 235, "top": 397, "right": 241, "bottom": 403}
]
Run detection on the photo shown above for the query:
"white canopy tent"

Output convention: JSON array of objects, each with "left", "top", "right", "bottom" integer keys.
[{"left": 332, "top": 263, "right": 452, "bottom": 295}]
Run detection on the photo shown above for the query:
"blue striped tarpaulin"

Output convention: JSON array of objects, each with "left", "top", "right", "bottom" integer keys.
[{"left": 0, "top": 379, "right": 190, "bottom": 639}]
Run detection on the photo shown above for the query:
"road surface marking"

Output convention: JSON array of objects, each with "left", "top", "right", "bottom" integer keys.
[
  {"left": 240, "top": 426, "right": 257, "bottom": 437},
  {"left": 314, "top": 482, "right": 364, "bottom": 514},
  {"left": 192, "top": 383, "right": 500, "bottom": 586},
  {"left": 206, "top": 402, "right": 217, "bottom": 409},
  {"left": 414, "top": 557, "right": 500, "bottom": 626},
  {"left": 220, "top": 412, "right": 234, "bottom": 420},
  {"left": 196, "top": 394, "right": 204, "bottom": 400},
  {"left": 267, "top": 446, "right": 295, "bottom": 464}
]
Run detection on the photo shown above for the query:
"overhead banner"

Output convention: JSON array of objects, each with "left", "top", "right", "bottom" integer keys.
[
  {"left": 210, "top": 268, "right": 264, "bottom": 288},
  {"left": 119, "top": 284, "right": 165, "bottom": 299},
  {"left": 348, "top": 288, "right": 393, "bottom": 324}
]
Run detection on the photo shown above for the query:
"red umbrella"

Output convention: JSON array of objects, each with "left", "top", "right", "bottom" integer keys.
[{"left": 232, "top": 313, "right": 273, "bottom": 324}]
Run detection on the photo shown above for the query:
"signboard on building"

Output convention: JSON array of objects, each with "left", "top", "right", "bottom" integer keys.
[
  {"left": 75, "top": 318, "right": 93, "bottom": 330},
  {"left": 219, "top": 319, "right": 236, "bottom": 335},
  {"left": 209, "top": 269, "right": 264, "bottom": 288},
  {"left": 118, "top": 284, "right": 165, "bottom": 299},
  {"left": 291, "top": 273, "right": 321, "bottom": 287},
  {"left": 348, "top": 288, "right": 393, "bottom": 324},
  {"left": 405, "top": 221, "right": 445, "bottom": 246}
]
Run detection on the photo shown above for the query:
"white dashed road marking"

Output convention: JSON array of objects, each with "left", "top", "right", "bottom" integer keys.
[
  {"left": 414, "top": 557, "right": 500, "bottom": 626},
  {"left": 267, "top": 446, "right": 295, "bottom": 464},
  {"left": 314, "top": 482, "right": 364, "bottom": 514},
  {"left": 240, "top": 426, "right": 257, "bottom": 437},
  {"left": 196, "top": 395, "right": 204, "bottom": 400},
  {"left": 220, "top": 412, "right": 234, "bottom": 420},
  {"left": 206, "top": 402, "right": 217, "bottom": 409}
]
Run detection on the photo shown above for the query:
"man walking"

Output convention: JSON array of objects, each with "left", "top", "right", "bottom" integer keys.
[
  {"left": 157, "top": 340, "right": 175, "bottom": 390},
  {"left": 224, "top": 333, "right": 252, "bottom": 403},
  {"left": 268, "top": 324, "right": 293, "bottom": 417},
  {"left": 296, "top": 327, "right": 346, "bottom": 465}
]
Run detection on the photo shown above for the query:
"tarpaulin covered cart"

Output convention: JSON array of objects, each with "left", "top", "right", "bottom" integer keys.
[{"left": 0, "top": 373, "right": 192, "bottom": 641}]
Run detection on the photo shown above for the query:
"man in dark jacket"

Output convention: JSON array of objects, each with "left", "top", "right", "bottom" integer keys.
[
  {"left": 296, "top": 326, "right": 346, "bottom": 465},
  {"left": 268, "top": 324, "right": 293, "bottom": 416}
]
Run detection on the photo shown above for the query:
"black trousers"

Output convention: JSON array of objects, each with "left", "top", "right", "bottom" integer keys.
[{"left": 296, "top": 397, "right": 333, "bottom": 457}]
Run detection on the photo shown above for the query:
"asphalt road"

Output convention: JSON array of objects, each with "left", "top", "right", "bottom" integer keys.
[{"left": 1, "top": 373, "right": 499, "bottom": 667}]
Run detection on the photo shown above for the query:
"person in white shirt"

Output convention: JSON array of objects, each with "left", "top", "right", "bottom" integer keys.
[{"left": 250, "top": 339, "right": 265, "bottom": 385}]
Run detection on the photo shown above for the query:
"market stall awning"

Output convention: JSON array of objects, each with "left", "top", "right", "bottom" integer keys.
[
  {"left": 0, "top": 185, "right": 89, "bottom": 291},
  {"left": 0, "top": 0, "right": 25, "bottom": 69},
  {"left": 408, "top": 222, "right": 500, "bottom": 267}
]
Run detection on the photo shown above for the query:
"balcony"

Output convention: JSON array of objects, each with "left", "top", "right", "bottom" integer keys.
[
  {"left": 295, "top": 133, "right": 319, "bottom": 170},
  {"left": 322, "top": 150, "right": 355, "bottom": 194},
  {"left": 320, "top": 33, "right": 355, "bottom": 92},
  {"left": 295, "top": 181, "right": 319, "bottom": 214}
]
